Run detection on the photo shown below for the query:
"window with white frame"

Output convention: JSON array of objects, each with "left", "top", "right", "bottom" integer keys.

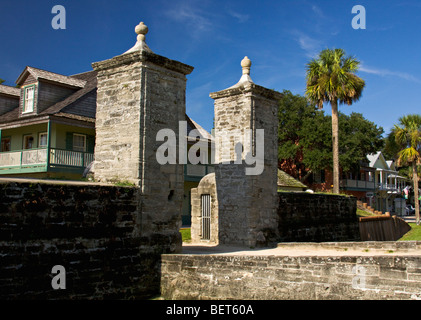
[
  {"left": 73, "top": 134, "right": 86, "bottom": 152},
  {"left": 23, "top": 86, "right": 35, "bottom": 113},
  {"left": 38, "top": 132, "right": 48, "bottom": 148}
]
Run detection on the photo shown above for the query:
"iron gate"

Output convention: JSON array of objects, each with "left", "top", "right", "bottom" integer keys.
[{"left": 201, "top": 194, "right": 211, "bottom": 240}]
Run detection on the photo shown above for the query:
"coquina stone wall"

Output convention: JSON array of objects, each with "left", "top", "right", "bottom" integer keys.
[
  {"left": 278, "top": 192, "right": 361, "bottom": 242},
  {"left": 0, "top": 180, "right": 180, "bottom": 299},
  {"left": 161, "top": 242, "right": 421, "bottom": 300},
  {"left": 190, "top": 58, "right": 282, "bottom": 247}
]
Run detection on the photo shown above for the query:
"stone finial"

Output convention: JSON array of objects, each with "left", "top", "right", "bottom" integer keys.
[
  {"left": 123, "top": 21, "right": 153, "bottom": 54},
  {"left": 227, "top": 56, "right": 253, "bottom": 89},
  {"left": 135, "top": 22, "right": 149, "bottom": 42},
  {"left": 241, "top": 56, "right": 251, "bottom": 75}
]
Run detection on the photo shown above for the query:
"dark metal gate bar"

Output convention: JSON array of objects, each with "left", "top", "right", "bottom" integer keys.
[{"left": 201, "top": 194, "right": 211, "bottom": 240}]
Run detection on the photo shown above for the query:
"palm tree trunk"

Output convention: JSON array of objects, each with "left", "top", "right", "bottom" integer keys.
[
  {"left": 413, "top": 163, "right": 420, "bottom": 225},
  {"left": 331, "top": 100, "right": 340, "bottom": 194}
]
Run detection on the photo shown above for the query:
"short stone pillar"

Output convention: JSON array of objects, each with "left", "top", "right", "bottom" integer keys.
[
  {"left": 92, "top": 22, "right": 194, "bottom": 242},
  {"left": 191, "top": 57, "right": 282, "bottom": 247}
]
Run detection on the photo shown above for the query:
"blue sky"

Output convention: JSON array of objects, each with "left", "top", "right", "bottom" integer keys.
[{"left": 1, "top": 0, "right": 420, "bottom": 135}]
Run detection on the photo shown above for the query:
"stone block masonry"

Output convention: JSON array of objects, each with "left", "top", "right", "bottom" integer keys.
[
  {"left": 0, "top": 180, "right": 180, "bottom": 299},
  {"left": 191, "top": 57, "right": 282, "bottom": 247},
  {"left": 161, "top": 247, "right": 421, "bottom": 300},
  {"left": 278, "top": 192, "right": 361, "bottom": 242},
  {"left": 91, "top": 22, "right": 193, "bottom": 248}
]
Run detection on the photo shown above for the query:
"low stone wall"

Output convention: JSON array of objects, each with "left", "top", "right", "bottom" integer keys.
[
  {"left": 0, "top": 180, "right": 181, "bottom": 299},
  {"left": 278, "top": 192, "right": 360, "bottom": 242},
  {"left": 161, "top": 246, "right": 421, "bottom": 300}
]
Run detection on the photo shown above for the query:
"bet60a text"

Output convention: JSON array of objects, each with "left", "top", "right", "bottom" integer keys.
[{"left": 211, "top": 304, "right": 254, "bottom": 315}]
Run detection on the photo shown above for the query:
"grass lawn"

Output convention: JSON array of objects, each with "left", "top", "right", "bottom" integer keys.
[
  {"left": 179, "top": 213, "right": 421, "bottom": 242},
  {"left": 356, "top": 208, "right": 375, "bottom": 218},
  {"left": 180, "top": 228, "right": 191, "bottom": 242},
  {"left": 399, "top": 223, "right": 421, "bottom": 241}
]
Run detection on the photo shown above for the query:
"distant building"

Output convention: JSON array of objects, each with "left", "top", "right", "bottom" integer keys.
[
  {"left": 366, "top": 151, "right": 407, "bottom": 214},
  {"left": 0, "top": 67, "right": 96, "bottom": 179},
  {"left": 281, "top": 150, "right": 409, "bottom": 215}
]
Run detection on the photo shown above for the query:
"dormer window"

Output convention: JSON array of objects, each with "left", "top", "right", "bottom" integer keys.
[{"left": 23, "top": 85, "right": 35, "bottom": 113}]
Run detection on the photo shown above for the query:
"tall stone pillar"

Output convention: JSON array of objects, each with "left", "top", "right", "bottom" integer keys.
[
  {"left": 92, "top": 22, "right": 193, "bottom": 244},
  {"left": 210, "top": 57, "right": 282, "bottom": 247}
]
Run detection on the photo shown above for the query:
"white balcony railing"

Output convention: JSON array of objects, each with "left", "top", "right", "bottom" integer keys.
[
  {"left": 340, "top": 179, "right": 375, "bottom": 190},
  {"left": 378, "top": 183, "right": 402, "bottom": 193},
  {"left": 0, "top": 149, "right": 47, "bottom": 168},
  {"left": 0, "top": 148, "right": 93, "bottom": 171},
  {"left": 49, "top": 149, "right": 94, "bottom": 167}
]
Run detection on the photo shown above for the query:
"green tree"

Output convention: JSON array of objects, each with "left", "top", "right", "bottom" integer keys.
[
  {"left": 305, "top": 48, "right": 365, "bottom": 193},
  {"left": 383, "top": 130, "right": 401, "bottom": 161},
  {"left": 0, "top": 78, "right": 5, "bottom": 85},
  {"left": 394, "top": 114, "right": 421, "bottom": 225},
  {"left": 339, "top": 112, "right": 384, "bottom": 172},
  {"left": 278, "top": 90, "right": 321, "bottom": 179},
  {"left": 278, "top": 91, "right": 383, "bottom": 184}
]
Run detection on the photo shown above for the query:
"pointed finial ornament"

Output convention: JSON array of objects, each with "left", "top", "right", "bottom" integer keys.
[
  {"left": 227, "top": 56, "right": 253, "bottom": 89},
  {"left": 241, "top": 56, "right": 252, "bottom": 75},
  {"left": 123, "top": 21, "right": 153, "bottom": 54},
  {"left": 135, "top": 22, "right": 148, "bottom": 41}
]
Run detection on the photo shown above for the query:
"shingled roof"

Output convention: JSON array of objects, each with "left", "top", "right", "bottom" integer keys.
[
  {"left": 0, "top": 70, "right": 97, "bottom": 126},
  {"left": 16, "top": 66, "right": 87, "bottom": 88},
  {"left": 40, "top": 71, "right": 97, "bottom": 119},
  {"left": 0, "top": 84, "right": 20, "bottom": 97},
  {"left": 277, "top": 169, "right": 307, "bottom": 191}
]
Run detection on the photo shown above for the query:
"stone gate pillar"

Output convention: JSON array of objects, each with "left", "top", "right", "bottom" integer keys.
[
  {"left": 92, "top": 22, "right": 194, "bottom": 243},
  {"left": 210, "top": 56, "right": 282, "bottom": 247}
]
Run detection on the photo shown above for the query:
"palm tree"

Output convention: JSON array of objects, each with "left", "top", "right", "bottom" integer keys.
[
  {"left": 394, "top": 114, "right": 421, "bottom": 225},
  {"left": 305, "top": 48, "right": 365, "bottom": 194}
]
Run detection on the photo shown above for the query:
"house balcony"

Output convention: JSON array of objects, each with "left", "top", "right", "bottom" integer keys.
[
  {"left": 377, "top": 183, "right": 402, "bottom": 193},
  {"left": 0, "top": 148, "right": 94, "bottom": 175},
  {"left": 340, "top": 179, "right": 375, "bottom": 191},
  {"left": 184, "top": 163, "right": 214, "bottom": 182}
]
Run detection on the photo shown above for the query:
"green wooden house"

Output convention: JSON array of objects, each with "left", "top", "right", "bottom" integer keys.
[{"left": 0, "top": 67, "right": 96, "bottom": 179}]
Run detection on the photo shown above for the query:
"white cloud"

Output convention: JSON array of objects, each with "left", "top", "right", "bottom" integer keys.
[
  {"left": 293, "top": 31, "right": 323, "bottom": 58},
  {"left": 311, "top": 5, "right": 325, "bottom": 18},
  {"left": 228, "top": 11, "right": 250, "bottom": 23},
  {"left": 359, "top": 65, "right": 421, "bottom": 84},
  {"left": 164, "top": 1, "right": 213, "bottom": 35}
]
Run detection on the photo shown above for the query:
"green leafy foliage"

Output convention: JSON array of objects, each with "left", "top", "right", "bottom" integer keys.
[
  {"left": 305, "top": 48, "right": 365, "bottom": 109},
  {"left": 393, "top": 114, "right": 421, "bottom": 224},
  {"left": 278, "top": 90, "right": 384, "bottom": 181}
]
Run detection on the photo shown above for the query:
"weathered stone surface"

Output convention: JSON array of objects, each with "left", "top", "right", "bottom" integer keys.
[
  {"left": 161, "top": 252, "right": 421, "bottom": 300},
  {"left": 92, "top": 46, "right": 193, "bottom": 242},
  {"left": 0, "top": 181, "right": 180, "bottom": 299},
  {"left": 277, "top": 192, "right": 360, "bottom": 242},
  {"left": 191, "top": 67, "right": 281, "bottom": 247}
]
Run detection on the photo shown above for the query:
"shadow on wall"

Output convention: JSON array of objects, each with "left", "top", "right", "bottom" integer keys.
[
  {"left": 0, "top": 181, "right": 180, "bottom": 299},
  {"left": 277, "top": 192, "right": 361, "bottom": 242}
]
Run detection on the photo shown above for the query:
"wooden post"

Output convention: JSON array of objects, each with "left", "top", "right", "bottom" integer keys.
[{"left": 46, "top": 120, "right": 52, "bottom": 171}]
